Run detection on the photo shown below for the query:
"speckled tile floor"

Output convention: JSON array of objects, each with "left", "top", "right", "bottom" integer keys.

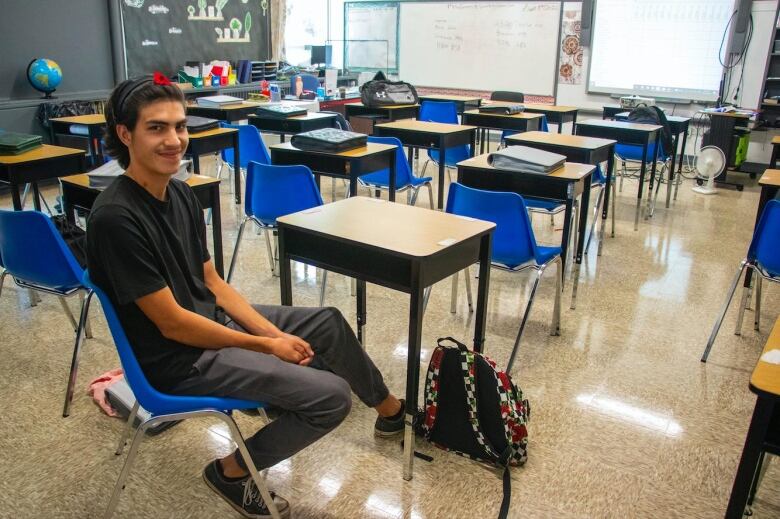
[{"left": 1, "top": 146, "right": 779, "bottom": 518}]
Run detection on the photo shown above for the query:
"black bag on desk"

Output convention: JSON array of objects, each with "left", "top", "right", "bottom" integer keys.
[
  {"left": 479, "top": 104, "right": 524, "bottom": 115},
  {"left": 290, "top": 128, "right": 367, "bottom": 153},
  {"left": 627, "top": 106, "right": 674, "bottom": 157},
  {"left": 360, "top": 80, "right": 419, "bottom": 107},
  {"left": 185, "top": 115, "right": 219, "bottom": 133},
  {"left": 255, "top": 105, "right": 308, "bottom": 118}
]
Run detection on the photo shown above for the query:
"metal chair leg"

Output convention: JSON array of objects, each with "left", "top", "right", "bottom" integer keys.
[
  {"left": 227, "top": 217, "right": 250, "bottom": 283},
  {"left": 619, "top": 161, "right": 626, "bottom": 192},
  {"left": 219, "top": 413, "right": 283, "bottom": 519},
  {"left": 551, "top": 257, "right": 562, "bottom": 335},
  {"left": 58, "top": 296, "right": 78, "bottom": 332},
  {"left": 319, "top": 270, "right": 328, "bottom": 307},
  {"left": 0, "top": 269, "right": 7, "bottom": 299},
  {"left": 115, "top": 401, "right": 140, "bottom": 456},
  {"left": 754, "top": 276, "right": 762, "bottom": 331},
  {"left": 103, "top": 420, "right": 149, "bottom": 519},
  {"left": 649, "top": 164, "right": 665, "bottom": 218},
  {"left": 506, "top": 266, "right": 545, "bottom": 374},
  {"left": 585, "top": 185, "right": 605, "bottom": 255},
  {"left": 350, "top": 278, "right": 356, "bottom": 297},
  {"left": 63, "top": 289, "right": 94, "bottom": 417},
  {"left": 272, "top": 233, "right": 279, "bottom": 278},
  {"left": 734, "top": 274, "right": 752, "bottom": 336},
  {"left": 701, "top": 260, "right": 748, "bottom": 362},
  {"left": 611, "top": 172, "right": 617, "bottom": 238},
  {"left": 426, "top": 183, "right": 434, "bottom": 210},
  {"left": 464, "top": 265, "right": 473, "bottom": 312},
  {"left": 450, "top": 271, "right": 459, "bottom": 314},
  {"left": 80, "top": 290, "right": 93, "bottom": 339},
  {"left": 422, "top": 286, "right": 432, "bottom": 315},
  {"left": 263, "top": 227, "right": 276, "bottom": 276}
]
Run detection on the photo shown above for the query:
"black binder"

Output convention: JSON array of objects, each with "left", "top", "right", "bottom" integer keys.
[
  {"left": 290, "top": 128, "right": 367, "bottom": 153},
  {"left": 185, "top": 116, "right": 219, "bottom": 133},
  {"left": 256, "top": 105, "right": 308, "bottom": 118},
  {"left": 479, "top": 104, "right": 525, "bottom": 115}
]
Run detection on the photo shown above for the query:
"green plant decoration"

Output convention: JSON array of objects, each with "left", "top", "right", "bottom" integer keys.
[
  {"left": 244, "top": 12, "right": 252, "bottom": 36},
  {"left": 230, "top": 17, "right": 242, "bottom": 32}
]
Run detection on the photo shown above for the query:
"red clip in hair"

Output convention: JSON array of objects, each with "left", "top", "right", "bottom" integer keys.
[{"left": 153, "top": 71, "right": 171, "bottom": 86}]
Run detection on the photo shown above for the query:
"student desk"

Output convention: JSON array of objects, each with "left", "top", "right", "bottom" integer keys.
[
  {"left": 456, "top": 155, "right": 594, "bottom": 306},
  {"left": 744, "top": 169, "right": 780, "bottom": 290},
  {"left": 0, "top": 144, "right": 86, "bottom": 211},
  {"left": 186, "top": 101, "right": 261, "bottom": 123},
  {"left": 276, "top": 196, "right": 495, "bottom": 481},
  {"left": 505, "top": 131, "right": 616, "bottom": 256},
  {"left": 615, "top": 111, "right": 691, "bottom": 208},
  {"left": 269, "top": 142, "right": 397, "bottom": 200},
  {"left": 418, "top": 94, "right": 482, "bottom": 114},
  {"left": 770, "top": 136, "right": 780, "bottom": 169},
  {"left": 49, "top": 114, "right": 107, "bottom": 166},
  {"left": 344, "top": 103, "right": 420, "bottom": 123},
  {"left": 460, "top": 110, "right": 543, "bottom": 154},
  {"left": 186, "top": 127, "right": 240, "bottom": 205},
  {"left": 59, "top": 173, "right": 225, "bottom": 277},
  {"left": 602, "top": 105, "right": 624, "bottom": 120},
  {"left": 486, "top": 102, "right": 579, "bottom": 134},
  {"left": 373, "top": 120, "right": 477, "bottom": 209},
  {"left": 247, "top": 112, "right": 337, "bottom": 142},
  {"left": 575, "top": 119, "right": 662, "bottom": 230},
  {"left": 725, "top": 317, "right": 780, "bottom": 518}
]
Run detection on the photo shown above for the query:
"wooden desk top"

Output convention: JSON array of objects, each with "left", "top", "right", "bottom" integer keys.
[
  {"left": 577, "top": 118, "right": 662, "bottom": 132},
  {"left": 0, "top": 144, "right": 85, "bottom": 165},
  {"left": 50, "top": 114, "right": 106, "bottom": 125},
  {"left": 462, "top": 109, "right": 543, "bottom": 120},
  {"left": 614, "top": 111, "right": 691, "bottom": 123},
  {"left": 251, "top": 111, "right": 336, "bottom": 122},
  {"left": 188, "top": 127, "right": 238, "bottom": 139},
  {"left": 375, "top": 120, "right": 477, "bottom": 134},
  {"left": 759, "top": 169, "right": 780, "bottom": 187},
  {"left": 521, "top": 103, "right": 578, "bottom": 113},
  {"left": 506, "top": 131, "right": 616, "bottom": 150},
  {"left": 420, "top": 94, "right": 482, "bottom": 103},
  {"left": 188, "top": 101, "right": 259, "bottom": 111},
  {"left": 457, "top": 153, "right": 595, "bottom": 181},
  {"left": 60, "top": 173, "right": 218, "bottom": 189},
  {"left": 751, "top": 318, "right": 780, "bottom": 397},
  {"left": 269, "top": 141, "right": 396, "bottom": 158},
  {"left": 771, "top": 135, "right": 780, "bottom": 145},
  {"left": 348, "top": 102, "right": 418, "bottom": 110},
  {"left": 278, "top": 196, "right": 494, "bottom": 259}
]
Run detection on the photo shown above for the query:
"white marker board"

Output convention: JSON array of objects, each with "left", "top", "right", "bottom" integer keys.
[{"left": 344, "top": 2, "right": 398, "bottom": 71}]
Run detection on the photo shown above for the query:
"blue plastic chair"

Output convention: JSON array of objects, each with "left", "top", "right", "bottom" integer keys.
[
  {"left": 418, "top": 101, "right": 471, "bottom": 180},
  {"left": 289, "top": 74, "right": 319, "bottom": 94},
  {"left": 0, "top": 210, "right": 94, "bottom": 417},
  {"left": 82, "top": 273, "right": 283, "bottom": 519},
  {"left": 614, "top": 140, "right": 670, "bottom": 217},
  {"left": 702, "top": 200, "right": 780, "bottom": 362},
  {"left": 445, "top": 183, "right": 563, "bottom": 372},
  {"left": 358, "top": 136, "right": 434, "bottom": 208},
  {"left": 219, "top": 122, "right": 271, "bottom": 181},
  {"left": 227, "top": 163, "right": 330, "bottom": 304}
]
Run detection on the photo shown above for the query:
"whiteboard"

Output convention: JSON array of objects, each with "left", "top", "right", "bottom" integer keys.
[
  {"left": 398, "top": 2, "right": 562, "bottom": 95},
  {"left": 344, "top": 2, "right": 398, "bottom": 71}
]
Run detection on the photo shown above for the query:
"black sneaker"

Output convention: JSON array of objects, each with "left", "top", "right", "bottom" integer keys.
[
  {"left": 203, "top": 460, "right": 291, "bottom": 518},
  {"left": 374, "top": 399, "right": 406, "bottom": 437}
]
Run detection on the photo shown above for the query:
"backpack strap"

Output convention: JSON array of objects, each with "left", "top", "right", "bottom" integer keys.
[
  {"left": 458, "top": 348, "right": 501, "bottom": 461},
  {"left": 438, "top": 336, "right": 468, "bottom": 351},
  {"left": 497, "top": 447, "right": 513, "bottom": 519}
]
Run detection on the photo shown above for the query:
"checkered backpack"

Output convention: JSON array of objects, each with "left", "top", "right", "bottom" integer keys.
[{"left": 418, "top": 337, "right": 530, "bottom": 519}]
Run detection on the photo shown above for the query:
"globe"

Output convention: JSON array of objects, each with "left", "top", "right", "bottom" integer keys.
[{"left": 27, "top": 58, "right": 62, "bottom": 99}]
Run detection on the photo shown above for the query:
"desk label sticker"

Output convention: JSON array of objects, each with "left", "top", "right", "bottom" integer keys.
[
  {"left": 760, "top": 349, "right": 780, "bottom": 365},
  {"left": 437, "top": 238, "right": 457, "bottom": 247}
]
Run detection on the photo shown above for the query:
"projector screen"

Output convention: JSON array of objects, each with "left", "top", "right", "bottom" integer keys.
[{"left": 588, "top": 0, "right": 735, "bottom": 102}]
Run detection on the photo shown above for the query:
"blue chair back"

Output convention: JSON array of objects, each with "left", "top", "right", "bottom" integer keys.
[
  {"left": 615, "top": 142, "right": 666, "bottom": 162},
  {"left": 83, "top": 272, "right": 260, "bottom": 415},
  {"left": 365, "top": 136, "right": 415, "bottom": 187},
  {"left": 220, "top": 122, "right": 270, "bottom": 170},
  {"left": 445, "top": 183, "right": 538, "bottom": 269},
  {"left": 750, "top": 200, "right": 780, "bottom": 277},
  {"left": 290, "top": 74, "right": 320, "bottom": 93},
  {"left": 419, "top": 100, "right": 459, "bottom": 124},
  {"left": 244, "top": 162, "right": 323, "bottom": 224},
  {"left": 0, "top": 210, "right": 83, "bottom": 291}
]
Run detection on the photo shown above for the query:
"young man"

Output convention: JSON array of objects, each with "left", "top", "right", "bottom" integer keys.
[{"left": 87, "top": 76, "right": 405, "bottom": 518}]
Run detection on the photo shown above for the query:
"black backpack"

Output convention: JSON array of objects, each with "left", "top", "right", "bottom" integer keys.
[
  {"left": 360, "top": 80, "right": 419, "bottom": 107},
  {"left": 416, "top": 337, "right": 530, "bottom": 519},
  {"left": 627, "top": 106, "right": 674, "bottom": 157}
]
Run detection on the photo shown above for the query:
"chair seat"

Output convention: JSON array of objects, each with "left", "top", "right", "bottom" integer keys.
[
  {"left": 358, "top": 168, "right": 432, "bottom": 189},
  {"left": 143, "top": 392, "right": 266, "bottom": 417},
  {"left": 525, "top": 197, "right": 564, "bottom": 212},
  {"left": 13, "top": 276, "right": 83, "bottom": 295},
  {"left": 494, "top": 245, "right": 561, "bottom": 270},
  {"left": 615, "top": 143, "right": 667, "bottom": 162},
  {"left": 428, "top": 147, "right": 471, "bottom": 167}
]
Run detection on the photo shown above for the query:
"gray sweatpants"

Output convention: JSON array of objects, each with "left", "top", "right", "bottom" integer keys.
[{"left": 170, "top": 305, "right": 390, "bottom": 470}]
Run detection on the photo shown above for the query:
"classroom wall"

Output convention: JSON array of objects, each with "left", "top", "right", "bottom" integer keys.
[{"left": 0, "top": 0, "right": 116, "bottom": 135}]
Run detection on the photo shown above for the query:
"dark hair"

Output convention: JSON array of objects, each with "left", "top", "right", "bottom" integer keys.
[{"left": 104, "top": 77, "right": 186, "bottom": 169}]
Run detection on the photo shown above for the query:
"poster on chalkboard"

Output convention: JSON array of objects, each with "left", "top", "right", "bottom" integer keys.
[{"left": 121, "top": 0, "right": 270, "bottom": 78}]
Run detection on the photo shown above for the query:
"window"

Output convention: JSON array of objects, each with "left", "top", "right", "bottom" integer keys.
[{"left": 284, "top": 0, "right": 345, "bottom": 69}]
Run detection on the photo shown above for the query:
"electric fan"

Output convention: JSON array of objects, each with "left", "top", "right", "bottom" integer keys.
[{"left": 692, "top": 146, "right": 726, "bottom": 195}]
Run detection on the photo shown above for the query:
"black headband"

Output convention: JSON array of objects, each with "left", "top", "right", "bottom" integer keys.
[{"left": 113, "top": 76, "right": 153, "bottom": 118}]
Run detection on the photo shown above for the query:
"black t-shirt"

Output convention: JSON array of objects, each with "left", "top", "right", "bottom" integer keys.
[{"left": 86, "top": 175, "right": 215, "bottom": 392}]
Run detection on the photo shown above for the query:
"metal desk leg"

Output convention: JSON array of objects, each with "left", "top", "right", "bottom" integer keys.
[
  {"left": 646, "top": 134, "right": 660, "bottom": 218},
  {"left": 570, "top": 113, "right": 577, "bottom": 134},
  {"left": 599, "top": 149, "right": 615, "bottom": 255},
  {"left": 666, "top": 132, "right": 680, "bottom": 208},
  {"left": 349, "top": 160, "right": 361, "bottom": 198},
  {"left": 10, "top": 181, "right": 23, "bottom": 211},
  {"left": 210, "top": 184, "right": 224, "bottom": 278},
  {"left": 388, "top": 150, "right": 396, "bottom": 202},
  {"left": 233, "top": 132, "right": 241, "bottom": 205},
  {"left": 571, "top": 175, "right": 591, "bottom": 310},
  {"left": 480, "top": 128, "right": 486, "bottom": 155},
  {"left": 437, "top": 142, "right": 446, "bottom": 210},
  {"left": 192, "top": 154, "right": 201, "bottom": 175},
  {"left": 725, "top": 398, "right": 774, "bottom": 518},
  {"left": 403, "top": 265, "right": 425, "bottom": 481},
  {"left": 356, "top": 279, "right": 367, "bottom": 345},
  {"left": 560, "top": 198, "right": 575, "bottom": 280},
  {"left": 635, "top": 143, "right": 648, "bottom": 231},
  {"left": 473, "top": 233, "right": 492, "bottom": 354},
  {"left": 32, "top": 182, "right": 42, "bottom": 212},
  {"left": 278, "top": 230, "right": 293, "bottom": 306},
  {"left": 674, "top": 130, "right": 688, "bottom": 202}
]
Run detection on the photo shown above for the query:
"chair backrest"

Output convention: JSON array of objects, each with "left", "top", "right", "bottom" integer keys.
[
  {"left": 419, "top": 100, "right": 459, "bottom": 124},
  {"left": 0, "top": 210, "right": 83, "bottom": 290},
  {"left": 445, "top": 183, "right": 538, "bottom": 269},
  {"left": 750, "top": 199, "right": 780, "bottom": 277},
  {"left": 219, "top": 122, "right": 270, "bottom": 169},
  {"left": 366, "top": 136, "right": 415, "bottom": 186},
  {"left": 289, "top": 74, "right": 320, "bottom": 93},
  {"left": 244, "top": 162, "right": 323, "bottom": 224},
  {"left": 321, "top": 111, "right": 353, "bottom": 131},
  {"left": 490, "top": 91, "right": 525, "bottom": 103}
]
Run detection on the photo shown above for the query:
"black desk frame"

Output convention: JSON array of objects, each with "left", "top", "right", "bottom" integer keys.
[
  {"left": 248, "top": 113, "right": 337, "bottom": 142},
  {"left": 0, "top": 152, "right": 86, "bottom": 211},
  {"left": 187, "top": 104, "right": 259, "bottom": 123},
  {"left": 186, "top": 131, "right": 240, "bottom": 205},
  {"left": 460, "top": 112, "right": 541, "bottom": 154}
]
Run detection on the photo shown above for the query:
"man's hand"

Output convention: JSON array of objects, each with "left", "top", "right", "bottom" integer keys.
[{"left": 267, "top": 333, "right": 314, "bottom": 366}]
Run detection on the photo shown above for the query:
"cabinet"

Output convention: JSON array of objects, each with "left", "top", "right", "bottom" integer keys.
[{"left": 760, "top": 7, "right": 780, "bottom": 125}]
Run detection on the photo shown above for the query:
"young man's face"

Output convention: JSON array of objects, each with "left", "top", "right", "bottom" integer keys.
[{"left": 118, "top": 99, "right": 189, "bottom": 176}]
